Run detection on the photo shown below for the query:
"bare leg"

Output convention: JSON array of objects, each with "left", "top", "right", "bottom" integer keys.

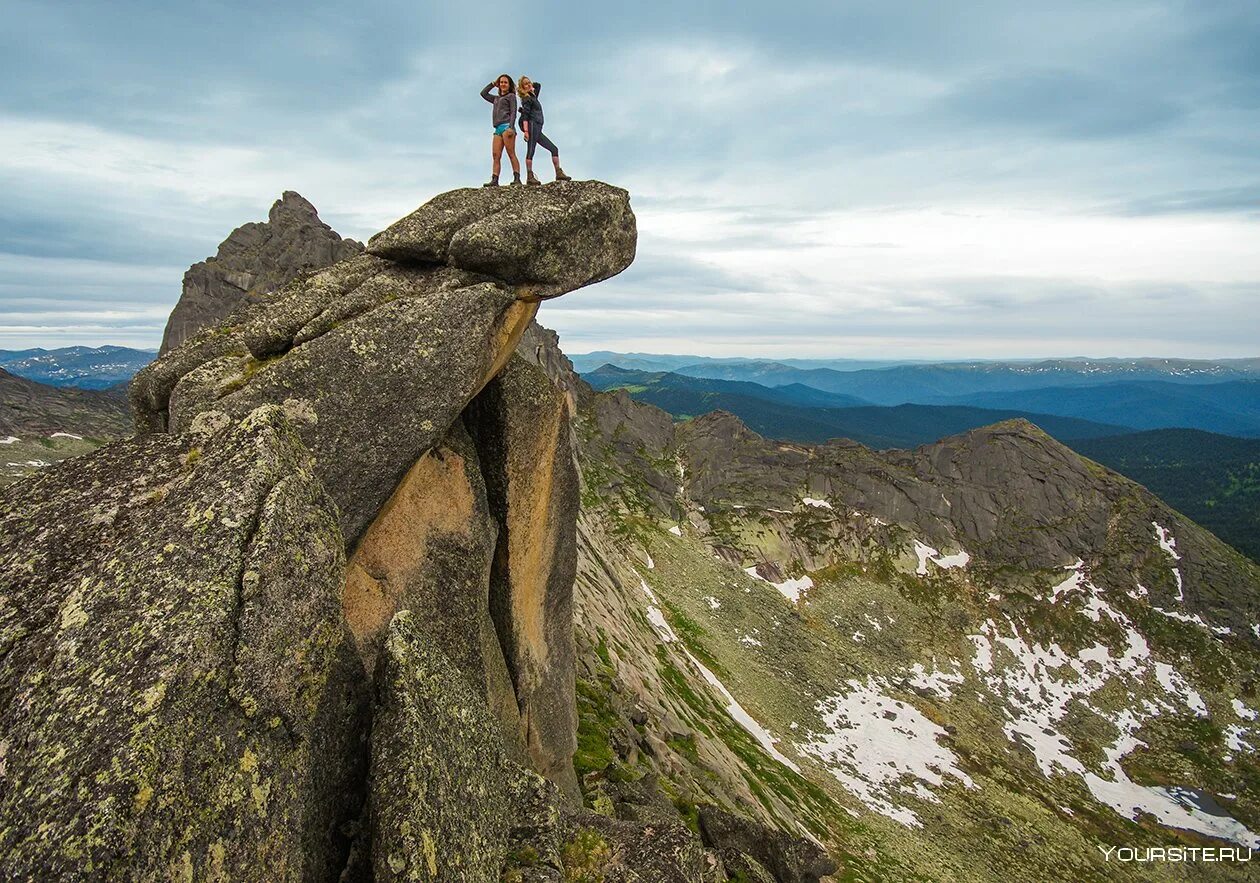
[
  {"left": 491, "top": 134, "right": 504, "bottom": 177},
  {"left": 503, "top": 129, "right": 521, "bottom": 175}
]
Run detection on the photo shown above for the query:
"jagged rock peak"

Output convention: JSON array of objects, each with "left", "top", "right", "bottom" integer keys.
[
  {"left": 268, "top": 190, "right": 321, "bottom": 223},
  {"left": 159, "top": 191, "right": 365, "bottom": 354}
]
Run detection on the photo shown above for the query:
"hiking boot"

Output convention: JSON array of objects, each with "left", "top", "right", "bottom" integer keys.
[
  {"left": 483, "top": 175, "right": 499, "bottom": 187},
  {"left": 511, "top": 172, "right": 523, "bottom": 186},
  {"left": 555, "top": 168, "right": 572, "bottom": 182},
  {"left": 526, "top": 171, "right": 542, "bottom": 186}
]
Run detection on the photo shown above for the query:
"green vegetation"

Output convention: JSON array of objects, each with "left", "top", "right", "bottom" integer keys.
[
  {"left": 560, "top": 829, "right": 613, "bottom": 883},
  {"left": 1072, "top": 429, "right": 1260, "bottom": 562}
]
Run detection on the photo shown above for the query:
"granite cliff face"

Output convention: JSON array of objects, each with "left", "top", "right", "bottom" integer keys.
[
  {"left": 0, "top": 182, "right": 663, "bottom": 881},
  {"left": 160, "top": 191, "right": 364, "bottom": 354}
]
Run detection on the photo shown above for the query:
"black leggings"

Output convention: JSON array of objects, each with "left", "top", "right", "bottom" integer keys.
[{"left": 526, "top": 123, "right": 558, "bottom": 161}]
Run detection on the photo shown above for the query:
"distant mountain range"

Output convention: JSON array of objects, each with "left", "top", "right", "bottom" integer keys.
[
  {"left": 0, "top": 346, "right": 155, "bottom": 390},
  {"left": 584, "top": 365, "right": 1134, "bottom": 448},
  {"left": 567, "top": 352, "right": 919, "bottom": 374},
  {"left": 668, "top": 358, "right": 1260, "bottom": 405},
  {"left": 581, "top": 355, "right": 1260, "bottom": 437},
  {"left": 929, "top": 380, "right": 1260, "bottom": 437}
]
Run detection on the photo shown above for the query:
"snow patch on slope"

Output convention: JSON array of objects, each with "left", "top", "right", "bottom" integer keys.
[
  {"left": 638, "top": 577, "right": 800, "bottom": 775},
  {"left": 914, "top": 540, "right": 970, "bottom": 576},
  {"left": 801, "top": 677, "right": 974, "bottom": 827}
]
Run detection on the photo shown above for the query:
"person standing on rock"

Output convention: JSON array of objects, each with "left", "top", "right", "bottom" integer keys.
[
  {"left": 481, "top": 74, "right": 522, "bottom": 186},
  {"left": 517, "top": 76, "right": 571, "bottom": 185}
]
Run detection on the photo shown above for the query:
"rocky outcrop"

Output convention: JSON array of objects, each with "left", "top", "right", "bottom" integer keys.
[
  {"left": 467, "top": 355, "right": 582, "bottom": 799},
  {"left": 341, "top": 420, "right": 528, "bottom": 760},
  {"left": 132, "top": 182, "right": 635, "bottom": 550},
  {"left": 367, "top": 183, "right": 636, "bottom": 300},
  {"left": 0, "top": 405, "right": 367, "bottom": 879},
  {"left": 160, "top": 191, "right": 364, "bottom": 353},
  {"left": 370, "top": 610, "right": 519, "bottom": 881},
  {"left": 697, "top": 807, "right": 837, "bottom": 883},
  {"left": 1, "top": 182, "right": 637, "bottom": 880}
]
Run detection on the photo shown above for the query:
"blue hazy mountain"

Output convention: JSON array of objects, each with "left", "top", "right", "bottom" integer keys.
[
  {"left": 0, "top": 346, "right": 156, "bottom": 390},
  {"left": 585, "top": 364, "right": 872, "bottom": 409},
  {"left": 932, "top": 380, "right": 1260, "bottom": 437},
  {"left": 670, "top": 358, "right": 1260, "bottom": 405},
  {"left": 567, "top": 352, "right": 920, "bottom": 374},
  {"left": 584, "top": 366, "right": 1134, "bottom": 449}
]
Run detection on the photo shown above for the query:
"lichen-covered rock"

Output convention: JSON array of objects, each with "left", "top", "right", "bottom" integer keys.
[
  {"left": 370, "top": 610, "right": 519, "bottom": 882},
  {"left": 134, "top": 183, "right": 637, "bottom": 550},
  {"left": 161, "top": 191, "right": 364, "bottom": 353},
  {"left": 0, "top": 406, "right": 367, "bottom": 881},
  {"left": 560, "top": 811, "right": 723, "bottom": 883},
  {"left": 697, "top": 805, "right": 837, "bottom": 883},
  {"left": 366, "top": 182, "right": 636, "bottom": 300},
  {"left": 466, "top": 355, "right": 581, "bottom": 799},
  {"left": 132, "top": 253, "right": 540, "bottom": 546}
]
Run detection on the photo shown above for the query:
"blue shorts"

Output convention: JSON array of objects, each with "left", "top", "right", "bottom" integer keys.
[{"left": 494, "top": 123, "right": 514, "bottom": 136}]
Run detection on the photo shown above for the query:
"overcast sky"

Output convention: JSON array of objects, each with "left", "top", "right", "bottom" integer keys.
[{"left": 1, "top": 0, "right": 1257, "bottom": 358}]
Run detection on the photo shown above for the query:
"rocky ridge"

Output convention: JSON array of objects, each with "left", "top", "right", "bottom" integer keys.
[{"left": 556, "top": 333, "right": 1260, "bottom": 881}]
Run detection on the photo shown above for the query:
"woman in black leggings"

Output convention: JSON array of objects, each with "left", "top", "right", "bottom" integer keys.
[{"left": 517, "top": 76, "right": 571, "bottom": 185}]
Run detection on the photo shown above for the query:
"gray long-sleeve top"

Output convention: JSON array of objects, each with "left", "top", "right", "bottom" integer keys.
[
  {"left": 481, "top": 82, "right": 518, "bottom": 128},
  {"left": 519, "top": 82, "right": 544, "bottom": 128}
]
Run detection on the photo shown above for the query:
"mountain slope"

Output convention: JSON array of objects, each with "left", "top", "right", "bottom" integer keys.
[
  {"left": 550, "top": 328, "right": 1260, "bottom": 880},
  {"left": 0, "top": 367, "right": 133, "bottom": 486}
]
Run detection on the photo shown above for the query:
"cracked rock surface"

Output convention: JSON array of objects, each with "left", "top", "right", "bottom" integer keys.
[{"left": 0, "top": 405, "right": 368, "bottom": 880}]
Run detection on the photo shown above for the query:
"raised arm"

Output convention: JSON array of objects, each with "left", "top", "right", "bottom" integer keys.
[
  {"left": 532, "top": 82, "right": 542, "bottom": 96},
  {"left": 480, "top": 82, "right": 497, "bottom": 103}
]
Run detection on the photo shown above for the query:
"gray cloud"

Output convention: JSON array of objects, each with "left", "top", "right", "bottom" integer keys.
[{"left": 0, "top": 0, "right": 1257, "bottom": 355}]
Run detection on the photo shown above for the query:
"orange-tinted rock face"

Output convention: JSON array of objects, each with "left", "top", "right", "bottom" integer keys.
[
  {"left": 467, "top": 355, "right": 581, "bottom": 800},
  {"left": 342, "top": 421, "right": 527, "bottom": 763}
]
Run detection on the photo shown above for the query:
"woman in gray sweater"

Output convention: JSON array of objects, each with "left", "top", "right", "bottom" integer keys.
[{"left": 480, "top": 74, "right": 521, "bottom": 186}]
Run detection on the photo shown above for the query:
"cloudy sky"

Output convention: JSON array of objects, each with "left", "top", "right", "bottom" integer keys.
[{"left": 1, "top": 0, "right": 1257, "bottom": 358}]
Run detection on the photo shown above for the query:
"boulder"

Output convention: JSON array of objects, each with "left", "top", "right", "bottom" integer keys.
[
  {"left": 367, "top": 182, "right": 636, "bottom": 300},
  {"left": 0, "top": 405, "right": 367, "bottom": 880},
  {"left": 161, "top": 191, "right": 364, "bottom": 353},
  {"left": 696, "top": 805, "right": 837, "bottom": 883},
  {"left": 560, "top": 811, "right": 723, "bottom": 883},
  {"left": 343, "top": 418, "right": 527, "bottom": 760}
]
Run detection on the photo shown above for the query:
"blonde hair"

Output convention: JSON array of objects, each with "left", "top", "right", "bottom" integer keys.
[{"left": 517, "top": 76, "right": 534, "bottom": 99}]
